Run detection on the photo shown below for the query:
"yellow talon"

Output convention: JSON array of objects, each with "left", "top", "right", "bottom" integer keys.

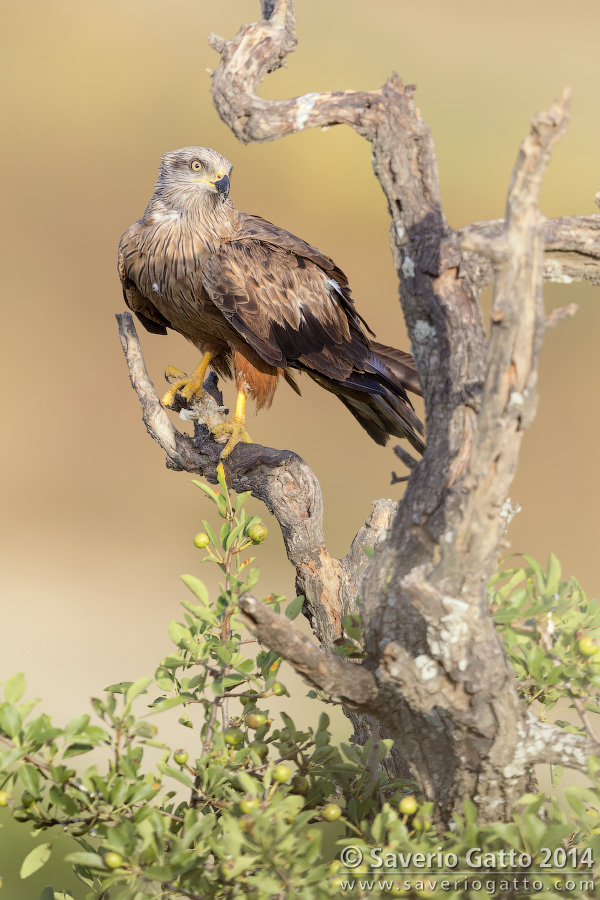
[
  {"left": 161, "top": 352, "right": 213, "bottom": 408},
  {"left": 212, "top": 391, "right": 252, "bottom": 458}
]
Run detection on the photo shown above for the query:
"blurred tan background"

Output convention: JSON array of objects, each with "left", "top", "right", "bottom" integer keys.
[{"left": 0, "top": 0, "right": 599, "bottom": 889}]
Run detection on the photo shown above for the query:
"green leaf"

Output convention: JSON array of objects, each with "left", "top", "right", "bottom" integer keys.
[
  {"left": 124, "top": 677, "right": 153, "bottom": 712},
  {"left": 192, "top": 480, "right": 220, "bottom": 504},
  {"left": 19, "top": 763, "right": 40, "bottom": 795},
  {"left": 0, "top": 703, "right": 21, "bottom": 738},
  {"left": 181, "top": 575, "right": 210, "bottom": 606},
  {"left": 63, "top": 742, "right": 94, "bottom": 758},
  {"left": 220, "top": 522, "right": 231, "bottom": 548},
  {"left": 546, "top": 553, "right": 561, "bottom": 597},
  {"left": 39, "top": 887, "right": 55, "bottom": 900},
  {"left": 146, "top": 696, "right": 188, "bottom": 715},
  {"left": 216, "top": 463, "right": 228, "bottom": 493},
  {"left": 64, "top": 851, "right": 105, "bottom": 869},
  {"left": 157, "top": 761, "right": 195, "bottom": 789},
  {"left": 285, "top": 595, "right": 304, "bottom": 621},
  {"left": 4, "top": 672, "right": 26, "bottom": 705},
  {"left": 20, "top": 842, "right": 51, "bottom": 878},
  {"left": 103, "top": 681, "right": 132, "bottom": 694},
  {"left": 169, "top": 621, "right": 192, "bottom": 647},
  {"left": 65, "top": 714, "right": 90, "bottom": 737},
  {"left": 0, "top": 746, "right": 25, "bottom": 768},
  {"left": 160, "top": 653, "right": 187, "bottom": 669},
  {"left": 235, "top": 491, "right": 252, "bottom": 510}
]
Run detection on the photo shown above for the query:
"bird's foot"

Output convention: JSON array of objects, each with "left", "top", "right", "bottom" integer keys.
[
  {"left": 212, "top": 418, "right": 253, "bottom": 459},
  {"left": 161, "top": 365, "right": 206, "bottom": 408}
]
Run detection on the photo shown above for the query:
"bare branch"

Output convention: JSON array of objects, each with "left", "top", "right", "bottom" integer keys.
[
  {"left": 508, "top": 714, "right": 600, "bottom": 779},
  {"left": 116, "top": 312, "right": 404, "bottom": 653},
  {"left": 446, "top": 92, "right": 571, "bottom": 581},
  {"left": 460, "top": 214, "right": 600, "bottom": 289},
  {"left": 545, "top": 303, "right": 578, "bottom": 329},
  {"left": 117, "top": 313, "right": 187, "bottom": 470},
  {"left": 239, "top": 595, "right": 379, "bottom": 708}
]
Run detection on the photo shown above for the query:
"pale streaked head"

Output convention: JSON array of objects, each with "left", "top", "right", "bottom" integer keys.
[{"left": 154, "top": 147, "right": 233, "bottom": 210}]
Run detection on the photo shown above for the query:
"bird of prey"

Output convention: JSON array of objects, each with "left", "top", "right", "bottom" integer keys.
[{"left": 118, "top": 147, "right": 424, "bottom": 458}]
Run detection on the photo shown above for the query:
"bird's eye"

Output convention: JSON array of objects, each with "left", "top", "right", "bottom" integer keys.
[{"left": 191, "top": 160, "right": 203, "bottom": 172}]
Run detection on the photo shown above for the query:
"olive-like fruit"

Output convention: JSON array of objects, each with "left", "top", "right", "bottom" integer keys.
[
  {"left": 578, "top": 637, "right": 599, "bottom": 657},
  {"left": 239, "top": 797, "right": 260, "bottom": 814},
  {"left": 249, "top": 741, "right": 269, "bottom": 760},
  {"left": 224, "top": 727, "right": 244, "bottom": 746},
  {"left": 104, "top": 851, "right": 124, "bottom": 869},
  {"left": 272, "top": 764, "right": 291, "bottom": 783},
  {"left": 291, "top": 775, "right": 308, "bottom": 795},
  {"left": 21, "top": 791, "right": 35, "bottom": 808},
  {"left": 0, "top": 790, "right": 9, "bottom": 807},
  {"left": 398, "top": 794, "right": 419, "bottom": 816},
  {"left": 321, "top": 803, "right": 342, "bottom": 822},
  {"left": 247, "top": 524, "right": 268, "bottom": 543},
  {"left": 246, "top": 712, "right": 268, "bottom": 729},
  {"left": 272, "top": 682, "right": 286, "bottom": 696},
  {"left": 193, "top": 532, "right": 210, "bottom": 549},
  {"left": 173, "top": 749, "right": 188, "bottom": 765},
  {"left": 328, "top": 860, "right": 343, "bottom": 875}
]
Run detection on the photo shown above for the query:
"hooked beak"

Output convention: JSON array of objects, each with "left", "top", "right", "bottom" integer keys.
[{"left": 214, "top": 173, "right": 230, "bottom": 198}]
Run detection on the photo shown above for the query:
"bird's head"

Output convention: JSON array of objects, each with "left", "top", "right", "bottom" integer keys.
[{"left": 155, "top": 147, "right": 233, "bottom": 211}]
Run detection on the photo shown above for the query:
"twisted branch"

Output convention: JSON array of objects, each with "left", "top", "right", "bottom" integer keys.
[{"left": 117, "top": 312, "right": 393, "bottom": 654}]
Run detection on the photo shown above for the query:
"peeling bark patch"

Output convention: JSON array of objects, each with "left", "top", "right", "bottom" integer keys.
[
  {"left": 412, "top": 319, "right": 436, "bottom": 341},
  {"left": 294, "top": 92, "right": 319, "bottom": 130},
  {"left": 545, "top": 258, "right": 573, "bottom": 283},
  {"left": 415, "top": 654, "right": 439, "bottom": 681},
  {"left": 402, "top": 255, "right": 415, "bottom": 278}
]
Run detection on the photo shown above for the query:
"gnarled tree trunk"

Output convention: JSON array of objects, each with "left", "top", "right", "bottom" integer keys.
[{"left": 119, "top": 0, "right": 600, "bottom": 825}]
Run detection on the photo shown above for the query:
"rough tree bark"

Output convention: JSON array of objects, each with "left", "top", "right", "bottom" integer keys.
[{"left": 118, "top": 0, "right": 600, "bottom": 824}]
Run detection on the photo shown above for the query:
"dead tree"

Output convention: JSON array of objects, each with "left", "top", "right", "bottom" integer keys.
[{"left": 118, "top": 0, "right": 600, "bottom": 824}]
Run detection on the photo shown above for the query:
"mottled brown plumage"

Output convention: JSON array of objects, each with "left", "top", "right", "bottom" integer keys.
[{"left": 118, "top": 147, "right": 424, "bottom": 455}]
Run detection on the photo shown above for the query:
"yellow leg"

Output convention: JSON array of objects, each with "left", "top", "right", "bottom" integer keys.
[
  {"left": 161, "top": 351, "right": 214, "bottom": 408},
  {"left": 212, "top": 390, "right": 253, "bottom": 459}
]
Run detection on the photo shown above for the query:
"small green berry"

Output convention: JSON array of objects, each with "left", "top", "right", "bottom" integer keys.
[
  {"left": 291, "top": 774, "right": 308, "bottom": 795},
  {"left": 239, "top": 796, "right": 260, "bottom": 814},
  {"left": 224, "top": 727, "right": 244, "bottom": 746},
  {"left": 328, "top": 860, "right": 343, "bottom": 875},
  {"left": 272, "top": 682, "right": 286, "bottom": 696},
  {"left": 398, "top": 794, "right": 419, "bottom": 816},
  {"left": 0, "top": 790, "right": 9, "bottom": 807},
  {"left": 193, "top": 532, "right": 210, "bottom": 549},
  {"left": 220, "top": 860, "right": 235, "bottom": 880},
  {"left": 272, "top": 764, "right": 291, "bottom": 783},
  {"left": 330, "top": 876, "right": 345, "bottom": 889},
  {"left": 578, "top": 637, "right": 598, "bottom": 657},
  {"left": 240, "top": 690, "right": 258, "bottom": 706},
  {"left": 104, "top": 851, "right": 124, "bottom": 869},
  {"left": 173, "top": 749, "right": 188, "bottom": 765},
  {"left": 247, "top": 523, "right": 268, "bottom": 543},
  {"left": 248, "top": 741, "right": 269, "bottom": 760},
  {"left": 246, "top": 712, "right": 268, "bottom": 729},
  {"left": 21, "top": 791, "right": 35, "bottom": 808},
  {"left": 321, "top": 803, "right": 342, "bottom": 822}
]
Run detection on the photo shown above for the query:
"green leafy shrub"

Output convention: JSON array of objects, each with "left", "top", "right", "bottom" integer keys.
[{"left": 1, "top": 475, "right": 600, "bottom": 898}]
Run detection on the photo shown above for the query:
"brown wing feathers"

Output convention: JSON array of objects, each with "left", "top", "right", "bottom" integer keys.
[{"left": 201, "top": 215, "right": 424, "bottom": 451}]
